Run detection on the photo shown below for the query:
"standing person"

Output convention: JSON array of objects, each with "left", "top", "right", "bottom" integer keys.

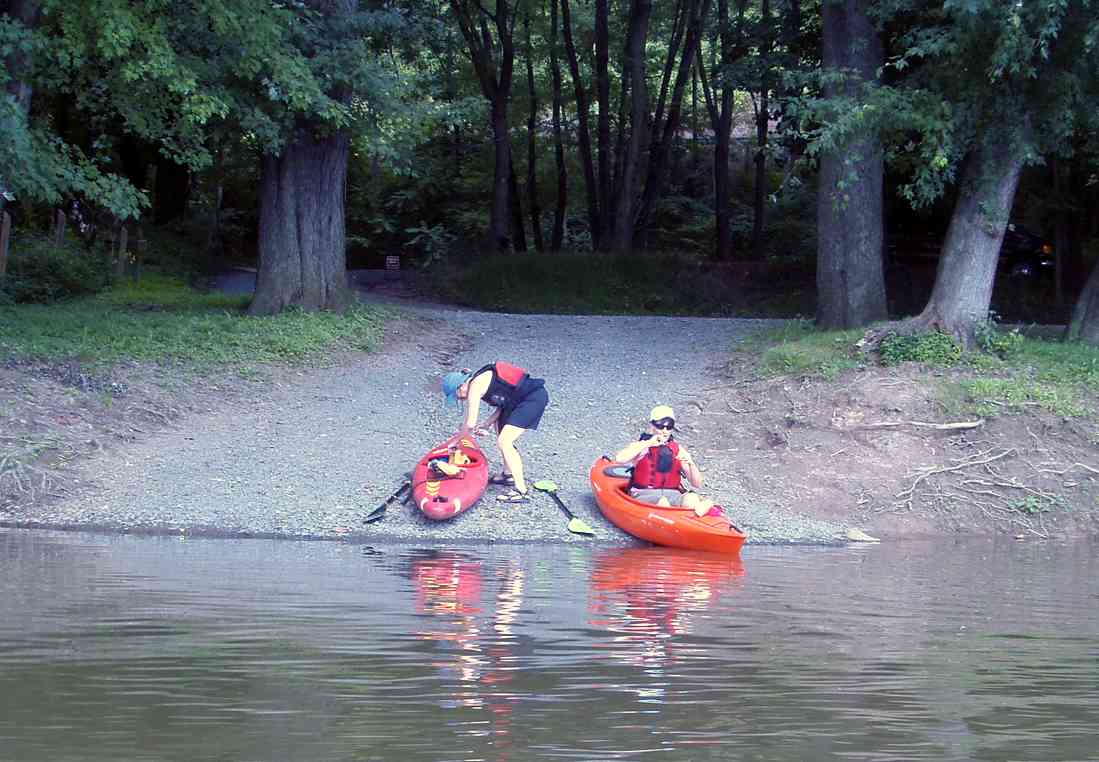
[
  {"left": 441, "top": 361, "right": 549, "bottom": 503},
  {"left": 614, "top": 405, "right": 723, "bottom": 517}
]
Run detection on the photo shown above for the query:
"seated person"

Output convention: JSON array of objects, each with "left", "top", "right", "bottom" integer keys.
[{"left": 614, "top": 405, "right": 722, "bottom": 517}]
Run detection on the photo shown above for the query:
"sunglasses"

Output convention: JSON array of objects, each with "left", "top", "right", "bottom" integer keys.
[{"left": 650, "top": 418, "right": 675, "bottom": 431}]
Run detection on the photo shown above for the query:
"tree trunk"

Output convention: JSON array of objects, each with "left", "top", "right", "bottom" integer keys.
[
  {"left": 549, "top": 0, "right": 568, "bottom": 252},
  {"left": 508, "top": 157, "right": 527, "bottom": 252},
  {"left": 750, "top": 0, "right": 771, "bottom": 258},
  {"left": 524, "top": 14, "right": 544, "bottom": 253},
  {"left": 249, "top": 129, "right": 354, "bottom": 315},
  {"left": 450, "top": 0, "right": 515, "bottom": 253},
  {"left": 595, "top": 0, "right": 612, "bottom": 244},
  {"left": 1067, "top": 259, "right": 1099, "bottom": 344},
  {"left": 561, "top": 0, "right": 602, "bottom": 249},
  {"left": 915, "top": 134, "right": 1027, "bottom": 344},
  {"left": 635, "top": 0, "right": 709, "bottom": 238},
  {"left": 611, "top": 0, "right": 652, "bottom": 254},
  {"left": 815, "top": 0, "right": 888, "bottom": 329}
]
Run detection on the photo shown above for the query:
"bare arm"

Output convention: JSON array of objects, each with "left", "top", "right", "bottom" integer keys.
[
  {"left": 614, "top": 430, "right": 670, "bottom": 464},
  {"left": 678, "top": 445, "right": 703, "bottom": 489},
  {"left": 462, "top": 370, "right": 492, "bottom": 431}
]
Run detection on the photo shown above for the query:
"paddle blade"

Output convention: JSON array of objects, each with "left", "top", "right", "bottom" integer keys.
[
  {"left": 567, "top": 517, "right": 595, "bottom": 536},
  {"left": 532, "top": 479, "right": 558, "bottom": 492}
]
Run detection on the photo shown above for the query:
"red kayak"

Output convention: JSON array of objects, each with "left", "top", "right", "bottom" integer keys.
[
  {"left": 589, "top": 456, "right": 748, "bottom": 554},
  {"left": 413, "top": 433, "right": 490, "bottom": 520}
]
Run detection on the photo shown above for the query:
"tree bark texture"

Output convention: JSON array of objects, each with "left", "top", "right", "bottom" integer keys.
[
  {"left": 815, "top": 0, "right": 888, "bottom": 329},
  {"left": 611, "top": 0, "right": 652, "bottom": 254},
  {"left": 249, "top": 130, "right": 354, "bottom": 315},
  {"left": 1067, "top": 260, "right": 1099, "bottom": 344},
  {"left": 916, "top": 134, "right": 1026, "bottom": 342},
  {"left": 549, "top": 0, "right": 568, "bottom": 252}
]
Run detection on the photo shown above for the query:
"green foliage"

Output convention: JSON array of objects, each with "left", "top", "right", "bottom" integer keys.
[
  {"left": 0, "top": 235, "right": 111, "bottom": 303},
  {"left": 425, "top": 251, "right": 739, "bottom": 316},
  {"left": 746, "top": 321, "right": 864, "bottom": 380},
  {"left": 1007, "top": 495, "right": 1058, "bottom": 515},
  {"left": 879, "top": 331, "right": 963, "bottom": 367},
  {"left": 974, "top": 317, "right": 1024, "bottom": 359},
  {"left": 1, "top": 274, "right": 392, "bottom": 367}
]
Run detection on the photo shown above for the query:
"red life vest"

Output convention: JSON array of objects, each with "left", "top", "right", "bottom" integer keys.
[
  {"left": 475, "top": 361, "right": 529, "bottom": 409},
  {"left": 630, "top": 438, "right": 683, "bottom": 490}
]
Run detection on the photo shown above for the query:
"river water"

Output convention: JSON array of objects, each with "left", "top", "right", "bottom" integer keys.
[{"left": 1, "top": 529, "right": 1096, "bottom": 762}]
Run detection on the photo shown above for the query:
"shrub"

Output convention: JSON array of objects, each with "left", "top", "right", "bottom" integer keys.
[
  {"left": 879, "top": 331, "right": 962, "bottom": 366},
  {"left": 974, "top": 317, "right": 1023, "bottom": 359},
  {"left": 1, "top": 235, "right": 110, "bottom": 303}
]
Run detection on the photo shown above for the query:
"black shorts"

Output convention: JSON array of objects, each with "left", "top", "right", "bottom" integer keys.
[{"left": 501, "top": 386, "right": 549, "bottom": 431}]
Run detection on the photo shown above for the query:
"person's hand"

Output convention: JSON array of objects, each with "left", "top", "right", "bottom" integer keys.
[
  {"left": 651, "top": 430, "right": 671, "bottom": 445},
  {"left": 474, "top": 426, "right": 492, "bottom": 437}
]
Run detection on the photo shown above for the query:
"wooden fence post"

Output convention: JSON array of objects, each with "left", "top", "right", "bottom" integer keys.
[
  {"left": 115, "top": 226, "right": 129, "bottom": 278},
  {"left": 53, "top": 209, "right": 66, "bottom": 246},
  {"left": 0, "top": 211, "right": 11, "bottom": 276}
]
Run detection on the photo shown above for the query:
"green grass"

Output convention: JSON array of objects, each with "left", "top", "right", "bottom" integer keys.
[
  {"left": 740, "top": 321, "right": 1099, "bottom": 419},
  {"left": 739, "top": 320, "right": 865, "bottom": 380},
  {"left": 0, "top": 274, "right": 393, "bottom": 368}
]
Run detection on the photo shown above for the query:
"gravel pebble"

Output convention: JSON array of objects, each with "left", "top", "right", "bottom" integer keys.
[{"left": 16, "top": 297, "right": 849, "bottom": 546}]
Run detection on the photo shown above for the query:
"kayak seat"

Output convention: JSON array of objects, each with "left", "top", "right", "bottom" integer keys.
[{"left": 603, "top": 464, "right": 633, "bottom": 480}]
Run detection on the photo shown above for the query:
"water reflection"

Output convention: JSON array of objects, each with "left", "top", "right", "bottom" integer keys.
[
  {"left": 409, "top": 550, "right": 524, "bottom": 756},
  {"left": 589, "top": 547, "right": 745, "bottom": 674},
  {"left": 2, "top": 530, "right": 1098, "bottom": 762}
]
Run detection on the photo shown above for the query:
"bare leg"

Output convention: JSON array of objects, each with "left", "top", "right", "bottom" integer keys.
[
  {"left": 682, "top": 492, "right": 715, "bottom": 516},
  {"left": 496, "top": 424, "right": 528, "bottom": 493}
]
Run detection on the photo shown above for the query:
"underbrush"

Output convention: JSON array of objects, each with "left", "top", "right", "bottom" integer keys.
[
  {"left": 1, "top": 274, "right": 393, "bottom": 368},
  {"left": 422, "top": 250, "right": 816, "bottom": 317},
  {"left": 740, "top": 322, "right": 1099, "bottom": 420}
]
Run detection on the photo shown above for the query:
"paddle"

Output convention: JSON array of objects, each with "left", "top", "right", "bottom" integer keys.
[
  {"left": 364, "top": 479, "right": 410, "bottom": 524},
  {"left": 532, "top": 479, "right": 595, "bottom": 536}
]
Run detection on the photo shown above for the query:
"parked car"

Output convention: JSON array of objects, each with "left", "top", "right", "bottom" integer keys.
[
  {"left": 887, "top": 222, "right": 1054, "bottom": 278},
  {"left": 999, "top": 223, "right": 1055, "bottom": 278}
]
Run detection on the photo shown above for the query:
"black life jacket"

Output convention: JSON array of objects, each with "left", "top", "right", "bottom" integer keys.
[{"left": 475, "top": 361, "right": 530, "bottom": 409}]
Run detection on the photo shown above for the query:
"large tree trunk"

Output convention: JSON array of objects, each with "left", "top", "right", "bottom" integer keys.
[
  {"left": 549, "top": 0, "right": 568, "bottom": 252},
  {"left": 610, "top": 0, "right": 652, "bottom": 254},
  {"left": 1067, "top": 260, "right": 1099, "bottom": 344},
  {"left": 561, "top": 0, "right": 602, "bottom": 249},
  {"left": 249, "top": 130, "right": 354, "bottom": 315},
  {"left": 508, "top": 157, "right": 527, "bottom": 252},
  {"left": 914, "top": 134, "right": 1026, "bottom": 344},
  {"left": 815, "top": 0, "right": 888, "bottom": 329}
]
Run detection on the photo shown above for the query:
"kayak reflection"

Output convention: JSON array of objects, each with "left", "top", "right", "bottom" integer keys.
[
  {"left": 408, "top": 550, "right": 523, "bottom": 756},
  {"left": 588, "top": 547, "right": 746, "bottom": 675}
]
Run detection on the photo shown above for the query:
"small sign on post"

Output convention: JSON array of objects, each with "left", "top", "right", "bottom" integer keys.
[
  {"left": 385, "top": 254, "right": 400, "bottom": 271},
  {"left": 0, "top": 211, "right": 11, "bottom": 276}
]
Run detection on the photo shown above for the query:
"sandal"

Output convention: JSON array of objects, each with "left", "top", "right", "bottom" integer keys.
[
  {"left": 496, "top": 488, "right": 530, "bottom": 503},
  {"left": 489, "top": 473, "right": 516, "bottom": 486}
]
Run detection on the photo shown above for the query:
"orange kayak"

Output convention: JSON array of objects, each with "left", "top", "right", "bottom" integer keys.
[
  {"left": 413, "top": 434, "right": 489, "bottom": 520},
  {"left": 588, "top": 456, "right": 747, "bottom": 554}
]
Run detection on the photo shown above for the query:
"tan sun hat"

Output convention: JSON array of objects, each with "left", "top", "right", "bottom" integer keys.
[{"left": 649, "top": 405, "right": 676, "bottom": 424}]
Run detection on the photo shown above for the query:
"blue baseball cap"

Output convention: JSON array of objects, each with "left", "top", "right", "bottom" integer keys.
[{"left": 441, "top": 370, "right": 471, "bottom": 408}]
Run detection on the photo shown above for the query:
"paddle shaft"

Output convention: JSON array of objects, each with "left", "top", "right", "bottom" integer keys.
[{"left": 545, "top": 489, "right": 577, "bottom": 520}]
